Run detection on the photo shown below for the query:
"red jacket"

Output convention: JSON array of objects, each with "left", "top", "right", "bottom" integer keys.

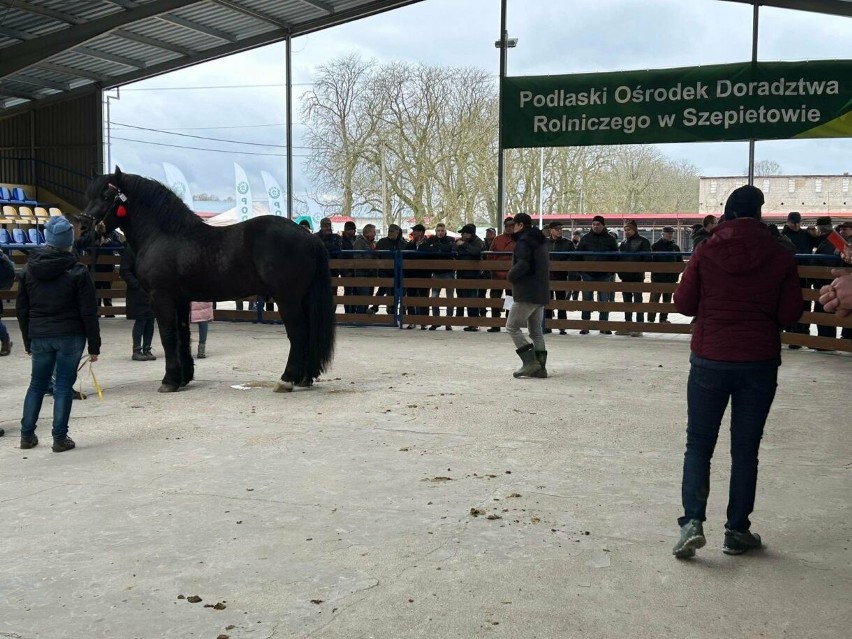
[
  {"left": 674, "top": 218, "right": 802, "bottom": 363},
  {"left": 487, "top": 233, "right": 516, "bottom": 280}
]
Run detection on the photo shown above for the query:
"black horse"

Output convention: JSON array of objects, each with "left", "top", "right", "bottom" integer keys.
[{"left": 81, "top": 168, "right": 335, "bottom": 393}]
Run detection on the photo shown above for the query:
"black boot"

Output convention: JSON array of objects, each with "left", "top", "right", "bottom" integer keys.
[
  {"left": 531, "top": 351, "right": 548, "bottom": 378},
  {"left": 513, "top": 344, "right": 542, "bottom": 378},
  {"left": 132, "top": 348, "right": 147, "bottom": 361}
]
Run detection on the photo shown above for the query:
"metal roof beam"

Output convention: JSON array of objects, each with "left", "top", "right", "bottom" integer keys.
[
  {"left": 722, "top": 0, "right": 852, "bottom": 17},
  {"left": 77, "top": 46, "right": 147, "bottom": 69},
  {"left": 0, "top": 25, "right": 35, "bottom": 41},
  {"left": 0, "top": 0, "right": 205, "bottom": 77},
  {"left": 113, "top": 29, "right": 196, "bottom": 57},
  {"left": 210, "top": 0, "right": 293, "bottom": 30},
  {"left": 0, "top": 84, "right": 41, "bottom": 101},
  {"left": 298, "top": 0, "right": 335, "bottom": 14},
  {"left": 33, "top": 61, "right": 109, "bottom": 83},
  {"left": 159, "top": 15, "right": 238, "bottom": 42},
  {"left": 0, "top": 0, "right": 84, "bottom": 25},
  {"left": 6, "top": 74, "right": 70, "bottom": 91}
]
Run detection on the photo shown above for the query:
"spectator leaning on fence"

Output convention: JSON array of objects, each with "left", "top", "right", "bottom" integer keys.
[
  {"left": 506, "top": 213, "right": 550, "bottom": 379},
  {"left": 405, "top": 223, "right": 430, "bottom": 329},
  {"left": 485, "top": 217, "right": 516, "bottom": 332},
  {"left": 421, "top": 223, "right": 456, "bottom": 330},
  {"left": 617, "top": 220, "right": 651, "bottom": 337},
  {"left": 341, "top": 221, "right": 358, "bottom": 314},
  {"left": 545, "top": 222, "right": 574, "bottom": 335},
  {"left": 577, "top": 215, "right": 619, "bottom": 335},
  {"left": 649, "top": 226, "right": 682, "bottom": 324},
  {"left": 454, "top": 223, "right": 485, "bottom": 329},
  {"left": 352, "top": 224, "right": 377, "bottom": 315},
  {"left": 671, "top": 185, "right": 802, "bottom": 559},
  {"left": 374, "top": 224, "right": 407, "bottom": 315}
]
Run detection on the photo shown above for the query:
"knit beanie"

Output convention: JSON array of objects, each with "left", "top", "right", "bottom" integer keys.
[
  {"left": 44, "top": 216, "right": 74, "bottom": 249},
  {"left": 723, "top": 185, "right": 764, "bottom": 220}
]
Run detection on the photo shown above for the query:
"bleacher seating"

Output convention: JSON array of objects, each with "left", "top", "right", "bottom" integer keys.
[
  {"left": 18, "top": 206, "right": 35, "bottom": 220},
  {"left": 27, "top": 228, "right": 44, "bottom": 244},
  {"left": 2, "top": 205, "right": 17, "bottom": 221},
  {"left": 49, "top": 207, "right": 63, "bottom": 217},
  {"left": 11, "top": 187, "right": 37, "bottom": 205},
  {"left": 0, "top": 187, "right": 12, "bottom": 204},
  {"left": 34, "top": 206, "right": 50, "bottom": 220},
  {"left": 0, "top": 229, "right": 11, "bottom": 245},
  {"left": 12, "top": 228, "right": 27, "bottom": 244}
]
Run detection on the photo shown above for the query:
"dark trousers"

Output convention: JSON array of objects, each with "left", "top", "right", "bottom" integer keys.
[
  {"left": 679, "top": 362, "right": 778, "bottom": 532},
  {"left": 580, "top": 274, "right": 613, "bottom": 321},
  {"left": 407, "top": 288, "right": 429, "bottom": 318},
  {"left": 457, "top": 281, "right": 483, "bottom": 317},
  {"left": 545, "top": 288, "right": 567, "bottom": 321},
  {"left": 132, "top": 317, "right": 155, "bottom": 350},
  {"left": 648, "top": 291, "right": 672, "bottom": 322},
  {"left": 622, "top": 290, "right": 644, "bottom": 323},
  {"left": 489, "top": 287, "right": 509, "bottom": 318}
]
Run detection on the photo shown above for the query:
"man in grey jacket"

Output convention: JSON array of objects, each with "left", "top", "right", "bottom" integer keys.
[{"left": 506, "top": 213, "right": 550, "bottom": 378}]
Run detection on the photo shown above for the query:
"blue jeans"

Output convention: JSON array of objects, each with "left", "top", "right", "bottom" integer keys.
[
  {"left": 580, "top": 274, "right": 613, "bottom": 321},
  {"left": 679, "top": 360, "right": 778, "bottom": 532},
  {"left": 21, "top": 336, "right": 86, "bottom": 440}
]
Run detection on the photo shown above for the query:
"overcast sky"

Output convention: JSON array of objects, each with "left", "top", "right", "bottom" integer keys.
[{"left": 108, "top": 0, "right": 852, "bottom": 212}]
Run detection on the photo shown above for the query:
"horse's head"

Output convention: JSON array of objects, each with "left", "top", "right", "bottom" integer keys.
[{"left": 81, "top": 167, "right": 130, "bottom": 235}]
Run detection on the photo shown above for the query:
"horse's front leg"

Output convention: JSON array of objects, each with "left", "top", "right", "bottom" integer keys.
[
  {"left": 176, "top": 298, "right": 194, "bottom": 387},
  {"left": 153, "top": 297, "right": 182, "bottom": 392}
]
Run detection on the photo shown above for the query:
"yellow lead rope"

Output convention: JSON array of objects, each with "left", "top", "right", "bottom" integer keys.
[{"left": 76, "top": 356, "right": 104, "bottom": 400}]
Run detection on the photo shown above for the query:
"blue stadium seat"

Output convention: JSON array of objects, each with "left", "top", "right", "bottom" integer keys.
[
  {"left": 11, "top": 187, "right": 37, "bottom": 205},
  {"left": 12, "top": 228, "right": 28, "bottom": 244},
  {"left": 0, "top": 229, "right": 11, "bottom": 245},
  {"left": 28, "top": 228, "right": 44, "bottom": 244},
  {"left": 0, "top": 186, "right": 12, "bottom": 204}
]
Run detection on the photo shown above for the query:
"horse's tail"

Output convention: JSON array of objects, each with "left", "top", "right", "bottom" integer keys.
[{"left": 305, "top": 240, "right": 336, "bottom": 377}]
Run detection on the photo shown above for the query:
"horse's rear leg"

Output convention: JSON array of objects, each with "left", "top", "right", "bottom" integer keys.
[
  {"left": 176, "top": 298, "right": 194, "bottom": 387},
  {"left": 275, "top": 312, "right": 308, "bottom": 392}
]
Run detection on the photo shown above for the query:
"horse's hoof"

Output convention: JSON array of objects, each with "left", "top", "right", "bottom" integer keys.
[
  {"left": 158, "top": 384, "right": 179, "bottom": 393},
  {"left": 274, "top": 380, "right": 294, "bottom": 393},
  {"left": 295, "top": 377, "right": 314, "bottom": 388}
]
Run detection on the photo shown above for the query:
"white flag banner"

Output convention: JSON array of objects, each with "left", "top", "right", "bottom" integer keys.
[
  {"left": 162, "top": 162, "right": 194, "bottom": 211},
  {"left": 234, "top": 163, "right": 253, "bottom": 221},
  {"left": 260, "top": 170, "right": 285, "bottom": 217}
]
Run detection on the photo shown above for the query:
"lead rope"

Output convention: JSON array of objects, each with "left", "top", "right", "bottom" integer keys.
[{"left": 76, "top": 356, "right": 104, "bottom": 400}]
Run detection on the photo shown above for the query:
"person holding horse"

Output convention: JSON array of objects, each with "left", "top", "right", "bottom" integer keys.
[
  {"left": 16, "top": 216, "right": 101, "bottom": 452},
  {"left": 120, "top": 242, "right": 157, "bottom": 361}
]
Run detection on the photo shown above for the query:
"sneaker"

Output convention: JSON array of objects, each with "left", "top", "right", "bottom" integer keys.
[
  {"left": 672, "top": 519, "right": 706, "bottom": 559},
  {"left": 579, "top": 330, "right": 590, "bottom": 335},
  {"left": 463, "top": 326, "right": 478, "bottom": 332},
  {"left": 20, "top": 435, "right": 39, "bottom": 450},
  {"left": 559, "top": 330, "right": 567, "bottom": 335},
  {"left": 144, "top": 349, "right": 157, "bottom": 361},
  {"left": 487, "top": 326, "right": 501, "bottom": 333},
  {"left": 787, "top": 344, "right": 802, "bottom": 350},
  {"left": 723, "top": 528, "right": 762, "bottom": 555},
  {"left": 52, "top": 437, "right": 76, "bottom": 453},
  {"left": 132, "top": 350, "right": 147, "bottom": 361},
  {"left": 429, "top": 325, "right": 438, "bottom": 331}
]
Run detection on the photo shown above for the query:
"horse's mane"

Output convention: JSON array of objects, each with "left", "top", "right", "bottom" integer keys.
[{"left": 123, "top": 173, "right": 205, "bottom": 233}]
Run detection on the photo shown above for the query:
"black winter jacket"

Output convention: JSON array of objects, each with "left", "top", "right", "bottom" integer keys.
[
  {"left": 650, "top": 238, "right": 683, "bottom": 283},
  {"left": 454, "top": 235, "right": 484, "bottom": 279},
  {"left": 16, "top": 248, "right": 101, "bottom": 354},
  {"left": 420, "top": 234, "right": 455, "bottom": 275},
  {"left": 618, "top": 234, "right": 651, "bottom": 282},
  {"left": 1, "top": 251, "right": 15, "bottom": 290},
  {"left": 577, "top": 230, "right": 618, "bottom": 278},
  {"left": 120, "top": 245, "right": 154, "bottom": 320},
  {"left": 781, "top": 225, "right": 816, "bottom": 254},
  {"left": 508, "top": 227, "right": 550, "bottom": 305},
  {"left": 547, "top": 236, "right": 575, "bottom": 280}
]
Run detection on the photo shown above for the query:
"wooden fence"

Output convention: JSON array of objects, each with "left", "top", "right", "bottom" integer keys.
[{"left": 1, "top": 252, "right": 850, "bottom": 352}]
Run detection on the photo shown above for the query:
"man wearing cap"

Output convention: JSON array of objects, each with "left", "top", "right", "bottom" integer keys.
[
  {"left": 545, "top": 222, "right": 574, "bottom": 335},
  {"left": 506, "top": 213, "right": 550, "bottom": 378},
  {"left": 617, "top": 220, "right": 652, "bottom": 336},
  {"left": 315, "top": 217, "right": 342, "bottom": 255},
  {"left": 781, "top": 212, "right": 816, "bottom": 345},
  {"left": 485, "top": 217, "right": 516, "bottom": 331},
  {"left": 340, "top": 220, "right": 358, "bottom": 314},
  {"left": 484, "top": 227, "right": 497, "bottom": 251},
  {"left": 375, "top": 224, "right": 407, "bottom": 314},
  {"left": 672, "top": 185, "right": 802, "bottom": 559},
  {"left": 811, "top": 216, "right": 844, "bottom": 341},
  {"left": 576, "top": 215, "right": 618, "bottom": 334},
  {"left": 16, "top": 216, "right": 101, "bottom": 453},
  {"left": 649, "top": 227, "right": 683, "bottom": 324},
  {"left": 404, "top": 223, "right": 430, "bottom": 328},
  {"left": 454, "top": 223, "right": 485, "bottom": 330}
]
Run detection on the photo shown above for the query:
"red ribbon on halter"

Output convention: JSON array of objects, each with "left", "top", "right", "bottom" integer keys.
[{"left": 117, "top": 204, "right": 127, "bottom": 217}]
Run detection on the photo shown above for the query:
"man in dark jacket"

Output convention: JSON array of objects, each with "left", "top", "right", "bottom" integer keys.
[
  {"left": 781, "top": 211, "right": 815, "bottom": 344},
  {"left": 672, "top": 185, "right": 802, "bottom": 559},
  {"left": 340, "top": 220, "right": 357, "bottom": 313},
  {"left": 690, "top": 215, "right": 717, "bottom": 250},
  {"left": 404, "top": 224, "right": 430, "bottom": 329},
  {"left": 421, "top": 223, "right": 456, "bottom": 330},
  {"left": 545, "top": 222, "right": 574, "bottom": 335},
  {"left": 16, "top": 216, "right": 101, "bottom": 453},
  {"left": 576, "top": 215, "right": 618, "bottom": 334},
  {"left": 374, "top": 224, "right": 407, "bottom": 315},
  {"left": 648, "top": 227, "right": 683, "bottom": 324},
  {"left": 454, "top": 223, "right": 485, "bottom": 329},
  {"left": 120, "top": 243, "right": 157, "bottom": 361},
  {"left": 506, "top": 213, "right": 550, "bottom": 378},
  {"left": 617, "top": 220, "right": 651, "bottom": 336}
]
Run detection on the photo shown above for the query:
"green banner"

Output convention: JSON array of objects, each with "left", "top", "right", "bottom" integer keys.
[{"left": 501, "top": 60, "right": 852, "bottom": 148}]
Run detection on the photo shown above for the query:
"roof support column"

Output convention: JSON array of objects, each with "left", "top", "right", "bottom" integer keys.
[
  {"left": 285, "top": 32, "right": 294, "bottom": 220},
  {"left": 747, "top": 2, "right": 759, "bottom": 186},
  {"left": 496, "top": 0, "right": 507, "bottom": 220}
]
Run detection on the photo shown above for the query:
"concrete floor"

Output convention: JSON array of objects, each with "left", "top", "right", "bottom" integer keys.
[{"left": 0, "top": 319, "right": 849, "bottom": 639}]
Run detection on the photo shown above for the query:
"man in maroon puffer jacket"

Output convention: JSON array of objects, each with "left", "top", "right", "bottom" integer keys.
[{"left": 671, "top": 185, "right": 802, "bottom": 559}]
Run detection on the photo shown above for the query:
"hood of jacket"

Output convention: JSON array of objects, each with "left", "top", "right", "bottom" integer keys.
[
  {"left": 700, "top": 218, "right": 779, "bottom": 275},
  {"left": 26, "top": 248, "right": 78, "bottom": 280}
]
